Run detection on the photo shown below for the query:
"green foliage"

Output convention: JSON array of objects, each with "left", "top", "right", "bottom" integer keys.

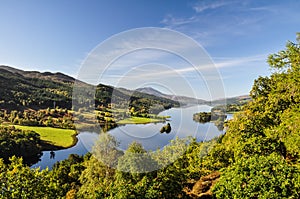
[
  {"left": 0, "top": 157, "right": 59, "bottom": 198},
  {"left": 51, "top": 154, "right": 87, "bottom": 197},
  {"left": 213, "top": 153, "right": 300, "bottom": 198},
  {"left": 112, "top": 142, "right": 158, "bottom": 199},
  {"left": 0, "top": 66, "right": 73, "bottom": 110},
  {"left": 77, "top": 136, "right": 206, "bottom": 198},
  {"left": 117, "top": 142, "right": 158, "bottom": 174},
  {"left": 159, "top": 123, "right": 171, "bottom": 133},
  {"left": 0, "top": 126, "right": 42, "bottom": 163},
  {"left": 193, "top": 111, "right": 227, "bottom": 131},
  {"left": 212, "top": 101, "right": 248, "bottom": 113},
  {"left": 193, "top": 112, "right": 212, "bottom": 123},
  {"left": 13, "top": 125, "right": 76, "bottom": 149},
  {"left": 0, "top": 108, "right": 75, "bottom": 129},
  {"left": 211, "top": 35, "right": 300, "bottom": 197},
  {"left": 202, "top": 143, "right": 234, "bottom": 171},
  {"left": 78, "top": 134, "right": 121, "bottom": 198}
]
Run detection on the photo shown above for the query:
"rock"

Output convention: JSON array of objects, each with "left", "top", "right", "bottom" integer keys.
[{"left": 186, "top": 171, "right": 220, "bottom": 198}]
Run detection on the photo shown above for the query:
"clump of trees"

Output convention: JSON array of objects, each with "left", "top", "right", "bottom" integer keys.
[
  {"left": 0, "top": 108, "right": 75, "bottom": 129},
  {"left": 213, "top": 153, "right": 300, "bottom": 198},
  {"left": 193, "top": 112, "right": 227, "bottom": 123},
  {"left": 211, "top": 34, "right": 300, "bottom": 197},
  {"left": 0, "top": 126, "right": 42, "bottom": 163},
  {"left": 193, "top": 111, "right": 227, "bottom": 131},
  {"left": 160, "top": 123, "right": 171, "bottom": 133},
  {"left": 212, "top": 103, "right": 246, "bottom": 113}
]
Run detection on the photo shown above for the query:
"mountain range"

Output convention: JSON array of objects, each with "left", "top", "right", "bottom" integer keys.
[
  {"left": 135, "top": 87, "right": 206, "bottom": 105},
  {"left": 0, "top": 65, "right": 249, "bottom": 111},
  {"left": 0, "top": 65, "right": 179, "bottom": 111}
]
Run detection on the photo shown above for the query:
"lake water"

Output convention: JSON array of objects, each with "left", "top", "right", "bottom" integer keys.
[
  {"left": 32, "top": 105, "right": 230, "bottom": 170},
  {"left": 31, "top": 132, "right": 99, "bottom": 169}
]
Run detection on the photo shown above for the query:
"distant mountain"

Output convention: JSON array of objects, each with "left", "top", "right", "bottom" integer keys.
[
  {"left": 136, "top": 87, "right": 251, "bottom": 106},
  {"left": 0, "top": 65, "right": 179, "bottom": 111},
  {"left": 135, "top": 87, "right": 166, "bottom": 98},
  {"left": 136, "top": 87, "right": 207, "bottom": 105}
]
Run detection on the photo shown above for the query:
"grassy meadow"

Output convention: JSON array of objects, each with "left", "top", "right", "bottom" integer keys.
[
  {"left": 13, "top": 125, "right": 77, "bottom": 148},
  {"left": 117, "top": 116, "right": 166, "bottom": 124}
]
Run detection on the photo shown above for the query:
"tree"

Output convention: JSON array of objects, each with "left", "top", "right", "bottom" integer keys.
[
  {"left": 77, "top": 134, "right": 122, "bottom": 198},
  {"left": 0, "top": 126, "right": 42, "bottom": 163},
  {"left": 211, "top": 34, "right": 300, "bottom": 197},
  {"left": 213, "top": 153, "right": 300, "bottom": 198},
  {"left": 0, "top": 157, "right": 59, "bottom": 198},
  {"left": 112, "top": 142, "right": 158, "bottom": 198},
  {"left": 51, "top": 154, "right": 86, "bottom": 197}
]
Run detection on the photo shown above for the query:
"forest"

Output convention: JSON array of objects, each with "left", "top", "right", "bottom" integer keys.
[{"left": 0, "top": 36, "right": 299, "bottom": 198}]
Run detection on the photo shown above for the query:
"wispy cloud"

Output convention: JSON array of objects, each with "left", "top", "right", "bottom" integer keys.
[
  {"left": 249, "top": 6, "right": 275, "bottom": 12},
  {"left": 193, "top": 0, "right": 233, "bottom": 13},
  {"left": 171, "top": 54, "right": 267, "bottom": 74},
  {"left": 160, "top": 0, "right": 281, "bottom": 48},
  {"left": 102, "top": 54, "right": 267, "bottom": 82},
  {"left": 161, "top": 14, "right": 197, "bottom": 28},
  {"left": 99, "top": 53, "right": 267, "bottom": 100}
]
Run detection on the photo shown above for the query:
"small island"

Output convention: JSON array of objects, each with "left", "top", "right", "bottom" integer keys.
[
  {"left": 193, "top": 112, "right": 227, "bottom": 123},
  {"left": 160, "top": 123, "right": 171, "bottom": 133},
  {"left": 193, "top": 111, "right": 227, "bottom": 131}
]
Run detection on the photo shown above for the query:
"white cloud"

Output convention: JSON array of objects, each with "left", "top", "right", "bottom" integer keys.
[
  {"left": 161, "top": 14, "right": 198, "bottom": 28},
  {"left": 159, "top": 1, "right": 281, "bottom": 48},
  {"left": 101, "top": 54, "right": 267, "bottom": 84},
  {"left": 193, "top": 0, "right": 232, "bottom": 13}
]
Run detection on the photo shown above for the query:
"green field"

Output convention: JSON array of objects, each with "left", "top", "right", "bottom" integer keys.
[
  {"left": 117, "top": 116, "right": 166, "bottom": 124},
  {"left": 13, "top": 125, "right": 77, "bottom": 148}
]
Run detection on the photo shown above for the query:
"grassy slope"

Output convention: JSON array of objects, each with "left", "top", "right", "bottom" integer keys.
[
  {"left": 13, "top": 125, "right": 77, "bottom": 149},
  {"left": 117, "top": 116, "right": 166, "bottom": 124}
]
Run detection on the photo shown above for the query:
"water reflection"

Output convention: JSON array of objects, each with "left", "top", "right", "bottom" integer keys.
[
  {"left": 109, "top": 105, "right": 224, "bottom": 151},
  {"left": 50, "top": 151, "right": 55, "bottom": 159},
  {"left": 32, "top": 105, "right": 230, "bottom": 169}
]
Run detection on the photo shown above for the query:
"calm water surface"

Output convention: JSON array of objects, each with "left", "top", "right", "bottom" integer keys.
[{"left": 32, "top": 105, "right": 230, "bottom": 169}]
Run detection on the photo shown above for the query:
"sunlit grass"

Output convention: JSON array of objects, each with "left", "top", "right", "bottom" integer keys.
[
  {"left": 13, "top": 125, "right": 77, "bottom": 148},
  {"left": 117, "top": 116, "right": 165, "bottom": 124}
]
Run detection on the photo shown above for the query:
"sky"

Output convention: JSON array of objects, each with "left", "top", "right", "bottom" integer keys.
[{"left": 0, "top": 0, "right": 300, "bottom": 100}]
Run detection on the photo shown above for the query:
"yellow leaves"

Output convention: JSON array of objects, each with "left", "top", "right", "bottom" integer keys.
[
  {"left": 11, "top": 167, "right": 18, "bottom": 175},
  {"left": 239, "top": 123, "right": 246, "bottom": 131}
]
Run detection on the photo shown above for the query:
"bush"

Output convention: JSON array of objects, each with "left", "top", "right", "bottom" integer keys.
[{"left": 213, "top": 153, "right": 300, "bottom": 198}]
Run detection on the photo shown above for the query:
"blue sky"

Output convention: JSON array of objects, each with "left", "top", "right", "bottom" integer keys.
[{"left": 1, "top": 0, "right": 300, "bottom": 100}]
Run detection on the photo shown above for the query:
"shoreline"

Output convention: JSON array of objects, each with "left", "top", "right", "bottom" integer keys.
[
  {"left": 12, "top": 125, "right": 78, "bottom": 151},
  {"left": 39, "top": 133, "right": 79, "bottom": 151}
]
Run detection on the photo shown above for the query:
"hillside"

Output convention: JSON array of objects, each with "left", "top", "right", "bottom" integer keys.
[
  {"left": 0, "top": 65, "right": 76, "bottom": 84},
  {"left": 0, "top": 65, "right": 73, "bottom": 110},
  {"left": 136, "top": 87, "right": 207, "bottom": 105},
  {"left": 210, "top": 95, "right": 251, "bottom": 106},
  {"left": 0, "top": 65, "right": 179, "bottom": 111}
]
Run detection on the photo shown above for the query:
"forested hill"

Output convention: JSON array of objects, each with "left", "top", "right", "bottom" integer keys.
[
  {"left": 0, "top": 65, "right": 74, "bottom": 110},
  {"left": 0, "top": 65, "right": 76, "bottom": 84},
  {"left": 0, "top": 65, "right": 179, "bottom": 111}
]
